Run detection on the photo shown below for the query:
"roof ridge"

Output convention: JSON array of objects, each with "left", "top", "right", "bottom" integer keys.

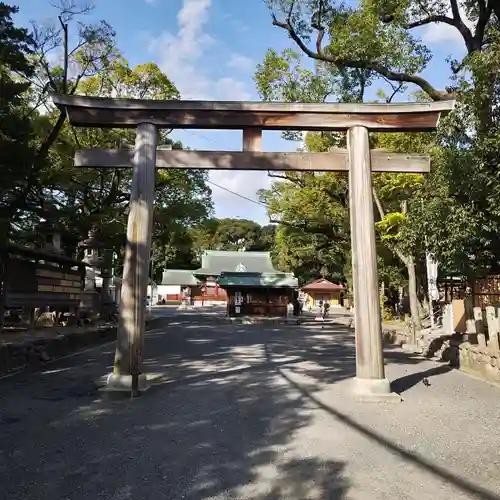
[{"left": 203, "top": 250, "right": 271, "bottom": 256}]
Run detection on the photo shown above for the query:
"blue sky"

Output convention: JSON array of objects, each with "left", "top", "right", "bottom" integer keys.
[{"left": 14, "top": 0, "right": 468, "bottom": 224}]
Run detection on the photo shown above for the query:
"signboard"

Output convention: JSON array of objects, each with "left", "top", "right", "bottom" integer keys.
[{"left": 426, "top": 252, "right": 439, "bottom": 301}]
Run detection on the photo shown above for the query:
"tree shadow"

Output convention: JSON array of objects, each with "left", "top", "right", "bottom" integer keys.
[
  {"left": 0, "top": 321, "right": 352, "bottom": 500},
  {"left": 261, "top": 458, "right": 349, "bottom": 500},
  {"left": 3, "top": 317, "right": 494, "bottom": 499}
]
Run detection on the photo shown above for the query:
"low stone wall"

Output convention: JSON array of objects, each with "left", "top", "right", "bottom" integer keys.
[
  {"left": 449, "top": 338, "right": 500, "bottom": 385},
  {"left": 0, "top": 317, "right": 164, "bottom": 376},
  {"left": 0, "top": 325, "right": 117, "bottom": 375},
  {"left": 388, "top": 302, "right": 500, "bottom": 386},
  {"left": 381, "top": 323, "right": 410, "bottom": 345},
  {"left": 225, "top": 316, "right": 302, "bottom": 325},
  {"left": 418, "top": 333, "right": 500, "bottom": 386}
]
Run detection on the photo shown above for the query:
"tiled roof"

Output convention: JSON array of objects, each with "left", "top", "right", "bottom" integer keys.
[
  {"left": 302, "top": 278, "right": 345, "bottom": 291},
  {"left": 219, "top": 272, "right": 298, "bottom": 288},
  {"left": 160, "top": 269, "right": 199, "bottom": 286},
  {"left": 195, "top": 250, "right": 279, "bottom": 275}
]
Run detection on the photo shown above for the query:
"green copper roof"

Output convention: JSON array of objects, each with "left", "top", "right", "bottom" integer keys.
[
  {"left": 218, "top": 272, "right": 298, "bottom": 288},
  {"left": 160, "top": 269, "right": 199, "bottom": 286},
  {"left": 195, "top": 250, "right": 280, "bottom": 276}
]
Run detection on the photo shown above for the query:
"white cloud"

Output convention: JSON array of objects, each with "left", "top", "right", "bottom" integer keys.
[
  {"left": 227, "top": 54, "right": 255, "bottom": 73},
  {"left": 148, "top": 0, "right": 251, "bottom": 101},
  {"left": 214, "top": 77, "right": 252, "bottom": 100},
  {"left": 209, "top": 170, "right": 270, "bottom": 223},
  {"left": 421, "top": 6, "right": 475, "bottom": 45},
  {"left": 147, "top": 0, "right": 266, "bottom": 221}
]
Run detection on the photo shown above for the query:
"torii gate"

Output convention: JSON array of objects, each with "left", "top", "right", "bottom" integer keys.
[{"left": 51, "top": 94, "right": 454, "bottom": 401}]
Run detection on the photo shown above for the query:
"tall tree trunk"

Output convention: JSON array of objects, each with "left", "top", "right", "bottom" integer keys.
[
  {"left": 406, "top": 255, "right": 422, "bottom": 331},
  {"left": 372, "top": 189, "right": 422, "bottom": 330},
  {"left": 400, "top": 200, "right": 422, "bottom": 331}
]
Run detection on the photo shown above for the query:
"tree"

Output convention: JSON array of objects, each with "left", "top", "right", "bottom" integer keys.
[
  {"left": 46, "top": 56, "right": 213, "bottom": 273},
  {"left": 265, "top": 0, "right": 500, "bottom": 278},
  {"left": 255, "top": 47, "right": 425, "bottom": 315},
  {"left": 190, "top": 218, "right": 268, "bottom": 253},
  {"left": 259, "top": 169, "right": 350, "bottom": 283},
  {"left": 254, "top": 224, "right": 277, "bottom": 251},
  {"left": 0, "top": 1, "right": 118, "bottom": 241},
  {"left": 0, "top": 2, "right": 36, "bottom": 240}
]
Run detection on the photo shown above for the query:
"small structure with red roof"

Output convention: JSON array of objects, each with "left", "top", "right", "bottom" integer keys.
[{"left": 301, "top": 278, "right": 346, "bottom": 309}]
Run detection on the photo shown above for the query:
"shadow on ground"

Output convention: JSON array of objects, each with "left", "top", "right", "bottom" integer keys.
[
  {"left": 0, "top": 320, "right": 498, "bottom": 500},
  {"left": 0, "top": 321, "right": 354, "bottom": 499}
]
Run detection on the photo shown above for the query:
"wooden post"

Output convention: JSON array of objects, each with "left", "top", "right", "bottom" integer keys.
[
  {"left": 347, "top": 126, "right": 399, "bottom": 401},
  {"left": 107, "top": 122, "right": 157, "bottom": 394},
  {"left": 473, "top": 306, "right": 487, "bottom": 348},
  {"left": 485, "top": 306, "right": 500, "bottom": 353},
  {"left": 242, "top": 129, "right": 262, "bottom": 152}
]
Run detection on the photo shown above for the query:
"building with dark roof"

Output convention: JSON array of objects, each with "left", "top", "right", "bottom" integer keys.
[
  {"left": 195, "top": 250, "right": 279, "bottom": 276},
  {"left": 302, "top": 278, "right": 346, "bottom": 309},
  {"left": 158, "top": 251, "right": 299, "bottom": 314},
  {"left": 194, "top": 250, "right": 298, "bottom": 316},
  {"left": 157, "top": 269, "right": 200, "bottom": 303}
]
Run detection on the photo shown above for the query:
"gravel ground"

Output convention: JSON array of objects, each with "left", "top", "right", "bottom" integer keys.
[{"left": 0, "top": 318, "right": 499, "bottom": 500}]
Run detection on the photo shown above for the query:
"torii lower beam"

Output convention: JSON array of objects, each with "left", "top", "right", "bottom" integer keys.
[{"left": 74, "top": 148, "right": 430, "bottom": 173}]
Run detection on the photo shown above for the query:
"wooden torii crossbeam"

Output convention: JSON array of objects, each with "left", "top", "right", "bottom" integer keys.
[
  {"left": 51, "top": 93, "right": 454, "bottom": 400},
  {"left": 74, "top": 147, "right": 430, "bottom": 173}
]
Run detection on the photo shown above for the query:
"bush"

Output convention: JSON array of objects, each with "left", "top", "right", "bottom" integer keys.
[{"left": 380, "top": 294, "right": 393, "bottom": 322}]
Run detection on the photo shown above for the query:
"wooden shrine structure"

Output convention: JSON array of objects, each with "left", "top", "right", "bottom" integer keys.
[{"left": 51, "top": 93, "right": 455, "bottom": 399}]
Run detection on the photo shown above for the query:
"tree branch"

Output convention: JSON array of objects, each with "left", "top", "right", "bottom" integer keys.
[
  {"left": 406, "top": 14, "right": 455, "bottom": 29},
  {"left": 474, "top": 0, "right": 493, "bottom": 48},
  {"left": 372, "top": 188, "right": 410, "bottom": 266},
  {"left": 448, "top": 0, "right": 475, "bottom": 50},
  {"left": 372, "top": 187, "right": 386, "bottom": 221},
  {"left": 387, "top": 83, "right": 404, "bottom": 103},
  {"left": 59, "top": 16, "right": 69, "bottom": 94},
  {"left": 271, "top": 17, "right": 452, "bottom": 101},
  {"left": 269, "top": 218, "right": 339, "bottom": 238}
]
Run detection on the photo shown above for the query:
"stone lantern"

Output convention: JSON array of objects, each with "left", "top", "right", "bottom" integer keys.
[
  {"left": 37, "top": 220, "right": 65, "bottom": 255},
  {"left": 78, "top": 227, "right": 105, "bottom": 290},
  {"left": 78, "top": 228, "right": 116, "bottom": 320}
]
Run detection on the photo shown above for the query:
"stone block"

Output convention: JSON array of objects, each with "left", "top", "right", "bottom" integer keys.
[
  {"left": 352, "top": 377, "right": 402, "bottom": 403},
  {"left": 104, "top": 373, "right": 149, "bottom": 393}
]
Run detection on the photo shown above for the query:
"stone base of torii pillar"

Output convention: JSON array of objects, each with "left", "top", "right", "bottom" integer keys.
[
  {"left": 352, "top": 378, "right": 402, "bottom": 402},
  {"left": 105, "top": 373, "right": 149, "bottom": 392}
]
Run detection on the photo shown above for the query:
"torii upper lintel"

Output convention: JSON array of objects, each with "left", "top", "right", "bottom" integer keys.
[{"left": 50, "top": 93, "right": 455, "bottom": 132}]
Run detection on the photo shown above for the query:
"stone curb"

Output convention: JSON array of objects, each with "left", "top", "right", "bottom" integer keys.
[
  {"left": 0, "top": 316, "right": 166, "bottom": 376},
  {"left": 164, "top": 315, "right": 348, "bottom": 326}
]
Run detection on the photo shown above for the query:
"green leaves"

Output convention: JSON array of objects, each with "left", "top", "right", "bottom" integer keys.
[
  {"left": 79, "top": 58, "right": 180, "bottom": 100},
  {"left": 375, "top": 211, "right": 406, "bottom": 241},
  {"left": 0, "top": 3, "right": 37, "bottom": 239}
]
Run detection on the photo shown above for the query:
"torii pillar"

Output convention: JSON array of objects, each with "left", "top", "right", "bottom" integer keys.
[
  {"left": 348, "top": 127, "right": 389, "bottom": 399},
  {"left": 51, "top": 94, "right": 454, "bottom": 399},
  {"left": 109, "top": 123, "right": 157, "bottom": 393}
]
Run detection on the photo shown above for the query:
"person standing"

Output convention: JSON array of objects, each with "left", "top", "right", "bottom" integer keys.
[{"left": 322, "top": 301, "right": 330, "bottom": 319}]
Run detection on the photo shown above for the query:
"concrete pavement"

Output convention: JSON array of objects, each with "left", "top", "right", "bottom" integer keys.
[{"left": 1, "top": 319, "right": 499, "bottom": 499}]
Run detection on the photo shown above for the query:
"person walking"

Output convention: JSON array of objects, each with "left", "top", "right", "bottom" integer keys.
[{"left": 322, "top": 301, "right": 330, "bottom": 319}]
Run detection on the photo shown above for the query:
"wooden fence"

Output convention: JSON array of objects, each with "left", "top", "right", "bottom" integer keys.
[
  {"left": 439, "top": 275, "right": 500, "bottom": 308},
  {"left": 0, "top": 245, "right": 85, "bottom": 329}
]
